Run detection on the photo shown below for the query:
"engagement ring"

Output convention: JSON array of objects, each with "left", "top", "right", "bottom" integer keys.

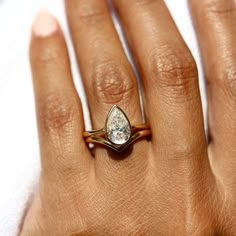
[{"left": 83, "top": 105, "right": 151, "bottom": 152}]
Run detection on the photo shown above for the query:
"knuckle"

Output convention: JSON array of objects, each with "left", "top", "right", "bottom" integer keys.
[
  {"left": 148, "top": 46, "right": 198, "bottom": 102},
  {"left": 130, "top": 0, "right": 156, "bottom": 6},
  {"left": 38, "top": 92, "right": 77, "bottom": 133},
  {"left": 31, "top": 46, "right": 62, "bottom": 65},
  {"left": 76, "top": 6, "right": 106, "bottom": 25},
  {"left": 201, "top": 0, "right": 236, "bottom": 16},
  {"left": 91, "top": 62, "right": 136, "bottom": 105},
  {"left": 219, "top": 64, "right": 236, "bottom": 102}
]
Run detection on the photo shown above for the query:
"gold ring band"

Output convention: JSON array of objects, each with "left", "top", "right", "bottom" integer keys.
[{"left": 83, "top": 105, "right": 151, "bottom": 152}]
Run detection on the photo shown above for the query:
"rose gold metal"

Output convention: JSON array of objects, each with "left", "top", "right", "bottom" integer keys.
[
  {"left": 83, "top": 125, "right": 151, "bottom": 152},
  {"left": 83, "top": 124, "right": 150, "bottom": 138}
]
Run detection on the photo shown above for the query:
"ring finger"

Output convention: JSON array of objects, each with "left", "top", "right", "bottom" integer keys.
[{"left": 65, "top": 0, "right": 149, "bottom": 177}]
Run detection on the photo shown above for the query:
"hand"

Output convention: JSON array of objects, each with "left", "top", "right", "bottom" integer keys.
[{"left": 20, "top": 0, "right": 236, "bottom": 235}]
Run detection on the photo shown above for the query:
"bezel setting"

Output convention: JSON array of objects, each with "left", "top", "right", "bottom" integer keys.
[
  {"left": 105, "top": 105, "right": 132, "bottom": 145},
  {"left": 83, "top": 105, "right": 151, "bottom": 152}
]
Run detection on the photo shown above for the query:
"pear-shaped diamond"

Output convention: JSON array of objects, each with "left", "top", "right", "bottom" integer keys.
[{"left": 105, "top": 106, "right": 132, "bottom": 145}]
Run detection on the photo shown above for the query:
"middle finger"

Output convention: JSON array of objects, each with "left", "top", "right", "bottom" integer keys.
[{"left": 113, "top": 0, "right": 208, "bottom": 163}]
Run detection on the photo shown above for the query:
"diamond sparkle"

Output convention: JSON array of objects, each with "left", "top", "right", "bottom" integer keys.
[{"left": 105, "top": 106, "right": 131, "bottom": 145}]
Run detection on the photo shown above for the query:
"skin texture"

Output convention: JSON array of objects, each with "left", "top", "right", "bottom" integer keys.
[{"left": 20, "top": 0, "right": 236, "bottom": 235}]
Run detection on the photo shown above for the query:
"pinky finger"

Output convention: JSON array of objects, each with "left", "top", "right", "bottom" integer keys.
[
  {"left": 20, "top": 10, "right": 93, "bottom": 235},
  {"left": 30, "top": 10, "right": 92, "bottom": 182}
]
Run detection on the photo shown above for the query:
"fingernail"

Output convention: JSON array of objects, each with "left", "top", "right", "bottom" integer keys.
[{"left": 32, "top": 10, "right": 58, "bottom": 37}]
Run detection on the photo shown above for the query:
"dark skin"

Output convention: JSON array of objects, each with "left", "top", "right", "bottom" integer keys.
[{"left": 20, "top": 0, "right": 236, "bottom": 235}]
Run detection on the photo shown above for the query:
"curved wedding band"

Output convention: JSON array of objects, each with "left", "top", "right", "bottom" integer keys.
[{"left": 83, "top": 105, "right": 151, "bottom": 152}]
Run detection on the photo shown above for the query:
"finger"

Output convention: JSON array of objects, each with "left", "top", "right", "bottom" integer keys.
[
  {"left": 65, "top": 0, "right": 149, "bottom": 163},
  {"left": 66, "top": 0, "right": 142, "bottom": 127},
  {"left": 112, "top": 0, "right": 208, "bottom": 165},
  {"left": 189, "top": 0, "right": 236, "bottom": 178},
  {"left": 30, "top": 10, "right": 92, "bottom": 181}
]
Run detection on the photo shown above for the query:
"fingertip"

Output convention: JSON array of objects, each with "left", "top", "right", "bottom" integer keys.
[
  {"left": 30, "top": 9, "right": 65, "bottom": 66},
  {"left": 32, "top": 10, "right": 59, "bottom": 38}
]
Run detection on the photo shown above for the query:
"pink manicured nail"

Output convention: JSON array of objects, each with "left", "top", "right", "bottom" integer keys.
[{"left": 33, "top": 10, "right": 58, "bottom": 37}]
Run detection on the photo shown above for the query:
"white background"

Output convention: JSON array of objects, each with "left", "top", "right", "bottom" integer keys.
[{"left": 0, "top": 0, "right": 205, "bottom": 235}]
